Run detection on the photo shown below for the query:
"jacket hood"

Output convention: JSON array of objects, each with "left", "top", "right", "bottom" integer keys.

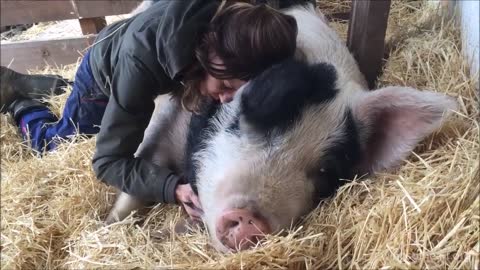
[{"left": 156, "top": 0, "right": 220, "bottom": 80}]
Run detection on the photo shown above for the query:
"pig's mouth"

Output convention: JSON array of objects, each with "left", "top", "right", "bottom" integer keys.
[{"left": 215, "top": 207, "right": 272, "bottom": 251}]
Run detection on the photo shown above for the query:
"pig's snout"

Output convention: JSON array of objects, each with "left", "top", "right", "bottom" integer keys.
[{"left": 216, "top": 208, "right": 271, "bottom": 250}]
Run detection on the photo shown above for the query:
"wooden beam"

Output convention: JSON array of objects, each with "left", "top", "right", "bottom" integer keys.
[
  {"left": 74, "top": 0, "right": 142, "bottom": 18},
  {"left": 347, "top": 0, "right": 391, "bottom": 89},
  {"left": 0, "top": 1, "right": 77, "bottom": 26},
  {"left": 1, "top": 36, "right": 97, "bottom": 73},
  {"left": 79, "top": 17, "right": 107, "bottom": 35},
  {"left": 0, "top": 0, "right": 141, "bottom": 27}
]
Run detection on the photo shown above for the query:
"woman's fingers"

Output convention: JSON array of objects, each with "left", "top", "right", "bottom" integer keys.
[{"left": 176, "top": 183, "right": 204, "bottom": 220}]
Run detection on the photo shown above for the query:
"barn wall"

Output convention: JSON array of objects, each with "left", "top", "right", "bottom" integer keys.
[
  {"left": 430, "top": 0, "right": 479, "bottom": 88},
  {"left": 457, "top": 0, "right": 479, "bottom": 86}
]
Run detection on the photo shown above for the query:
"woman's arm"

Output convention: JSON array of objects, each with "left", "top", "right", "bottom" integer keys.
[{"left": 92, "top": 53, "right": 181, "bottom": 203}]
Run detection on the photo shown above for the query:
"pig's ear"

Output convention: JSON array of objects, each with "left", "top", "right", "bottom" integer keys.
[{"left": 352, "top": 86, "right": 457, "bottom": 173}]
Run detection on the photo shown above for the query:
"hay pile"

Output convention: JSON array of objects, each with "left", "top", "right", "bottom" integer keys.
[{"left": 1, "top": 1, "right": 479, "bottom": 269}]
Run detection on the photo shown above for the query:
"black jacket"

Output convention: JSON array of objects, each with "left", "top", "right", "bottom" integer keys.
[{"left": 90, "top": 0, "right": 220, "bottom": 203}]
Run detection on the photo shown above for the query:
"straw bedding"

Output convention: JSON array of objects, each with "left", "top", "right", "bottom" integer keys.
[{"left": 1, "top": 1, "right": 478, "bottom": 269}]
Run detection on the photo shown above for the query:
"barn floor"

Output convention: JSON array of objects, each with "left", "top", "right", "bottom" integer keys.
[{"left": 1, "top": 1, "right": 479, "bottom": 269}]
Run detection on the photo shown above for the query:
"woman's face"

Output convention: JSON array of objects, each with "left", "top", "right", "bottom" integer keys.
[{"left": 199, "top": 56, "right": 246, "bottom": 103}]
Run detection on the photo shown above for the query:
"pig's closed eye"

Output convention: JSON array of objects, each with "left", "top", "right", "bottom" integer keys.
[
  {"left": 184, "top": 202, "right": 203, "bottom": 213},
  {"left": 185, "top": 202, "right": 195, "bottom": 208}
]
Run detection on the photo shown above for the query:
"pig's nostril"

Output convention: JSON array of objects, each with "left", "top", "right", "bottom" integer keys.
[
  {"left": 217, "top": 219, "right": 240, "bottom": 235},
  {"left": 228, "top": 220, "right": 239, "bottom": 228}
]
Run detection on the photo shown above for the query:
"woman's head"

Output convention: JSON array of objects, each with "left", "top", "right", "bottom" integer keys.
[{"left": 181, "top": 1, "right": 298, "bottom": 110}]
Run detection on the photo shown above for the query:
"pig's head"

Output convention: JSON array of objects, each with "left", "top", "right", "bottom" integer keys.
[{"left": 193, "top": 59, "right": 457, "bottom": 252}]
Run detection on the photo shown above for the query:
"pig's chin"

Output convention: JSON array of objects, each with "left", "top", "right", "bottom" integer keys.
[
  {"left": 199, "top": 182, "right": 315, "bottom": 252},
  {"left": 203, "top": 208, "right": 240, "bottom": 253},
  {"left": 210, "top": 232, "right": 234, "bottom": 253}
]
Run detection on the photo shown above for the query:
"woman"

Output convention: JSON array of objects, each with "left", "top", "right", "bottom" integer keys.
[{"left": 1, "top": 0, "right": 301, "bottom": 220}]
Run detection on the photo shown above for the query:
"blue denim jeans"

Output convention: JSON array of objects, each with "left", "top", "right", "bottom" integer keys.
[{"left": 17, "top": 50, "right": 108, "bottom": 152}]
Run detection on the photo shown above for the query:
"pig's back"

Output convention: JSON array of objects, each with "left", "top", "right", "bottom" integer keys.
[
  {"left": 285, "top": 5, "right": 368, "bottom": 94},
  {"left": 135, "top": 94, "right": 191, "bottom": 173}
]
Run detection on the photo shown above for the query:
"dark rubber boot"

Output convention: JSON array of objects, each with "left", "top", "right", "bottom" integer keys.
[
  {"left": 1, "top": 66, "right": 69, "bottom": 112},
  {"left": 1, "top": 79, "right": 19, "bottom": 113},
  {"left": 8, "top": 98, "right": 48, "bottom": 121}
]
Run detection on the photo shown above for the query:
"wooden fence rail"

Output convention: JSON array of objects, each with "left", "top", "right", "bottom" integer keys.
[
  {"left": 1, "top": 0, "right": 391, "bottom": 88},
  {"left": 1, "top": 0, "right": 140, "bottom": 27},
  {"left": 1, "top": 0, "right": 141, "bottom": 72}
]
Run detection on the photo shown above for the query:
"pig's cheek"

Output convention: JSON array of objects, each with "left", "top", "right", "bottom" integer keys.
[
  {"left": 210, "top": 233, "right": 232, "bottom": 253},
  {"left": 201, "top": 211, "right": 219, "bottom": 237},
  {"left": 202, "top": 211, "right": 232, "bottom": 252}
]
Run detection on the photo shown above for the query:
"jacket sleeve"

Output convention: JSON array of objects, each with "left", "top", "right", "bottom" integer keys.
[{"left": 92, "top": 53, "right": 181, "bottom": 203}]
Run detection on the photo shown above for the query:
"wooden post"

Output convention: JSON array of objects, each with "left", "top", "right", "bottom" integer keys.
[
  {"left": 79, "top": 17, "right": 107, "bottom": 35},
  {"left": 347, "top": 0, "right": 391, "bottom": 89},
  {"left": 1, "top": 0, "right": 141, "bottom": 72}
]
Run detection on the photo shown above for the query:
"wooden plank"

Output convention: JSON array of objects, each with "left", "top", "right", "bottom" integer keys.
[
  {"left": 347, "top": 0, "right": 391, "bottom": 89},
  {"left": 79, "top": 17, "right": 107, "bottom": 35},
  {"left": 0, "top": 0, "right": 141, "bottom": 27},
  {"left": 0, "top": 0, "right": 77, "bottom": 26},
  {"left": 1, "top": 36, "right": 97, "bottom": 73},
  {"left": 75, "top": 0, "right": 142, "bottom": 18}
]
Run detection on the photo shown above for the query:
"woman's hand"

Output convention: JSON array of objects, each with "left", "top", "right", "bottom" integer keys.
[{"left": 175, "top": 183, "right": 203, "bottom": 220}]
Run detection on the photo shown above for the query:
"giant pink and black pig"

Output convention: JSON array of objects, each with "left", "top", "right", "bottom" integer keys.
[{"left": 107, "top": 4, "right": 457, "bottom": 252}]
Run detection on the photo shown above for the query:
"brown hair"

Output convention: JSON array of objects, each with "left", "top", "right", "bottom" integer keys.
[{"left": 181, "top": 1, "right": 298, "bottom": 112}]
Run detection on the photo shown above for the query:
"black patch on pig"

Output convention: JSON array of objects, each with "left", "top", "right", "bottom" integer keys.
[
  {"left": 307, "top": 110, "right": 362, "bottom": 204},
  {"left": 240, "top": 58, "right": 337, "bottom": 133},
  {"left": 184, "top": 99, "right": 221, "bottom": 194}
]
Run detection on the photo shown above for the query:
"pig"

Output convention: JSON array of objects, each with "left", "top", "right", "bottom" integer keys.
[{"left": 106, "top": 4, "right": 457, "bottom": 252}]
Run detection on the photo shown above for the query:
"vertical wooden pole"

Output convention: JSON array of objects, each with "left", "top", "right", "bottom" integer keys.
[{"left": 347, "top": 0, "right": 391, "bottom": 89}]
